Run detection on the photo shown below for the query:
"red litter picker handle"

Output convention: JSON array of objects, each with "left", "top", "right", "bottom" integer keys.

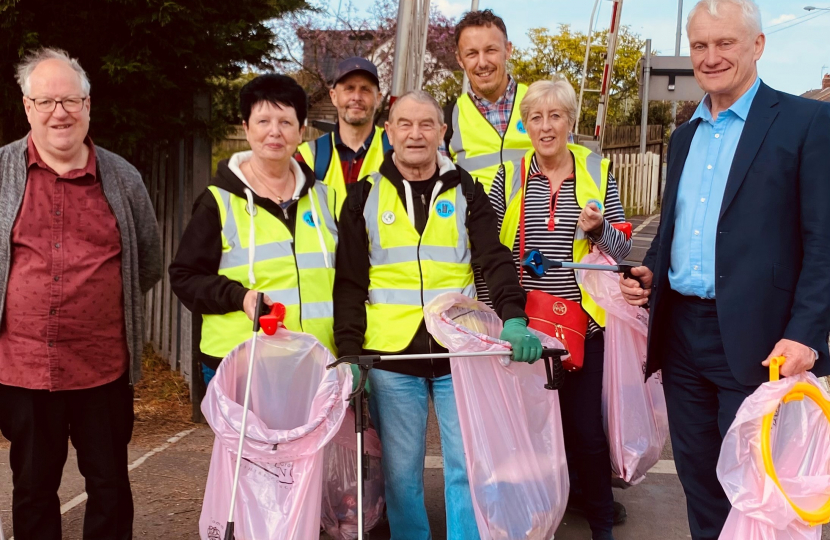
[{"left": 259, "top": 302, "right": 286, "bottom": 336}]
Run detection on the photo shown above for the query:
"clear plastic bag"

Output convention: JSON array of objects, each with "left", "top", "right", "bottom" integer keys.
[
  {"left": 424, "top": 293, "right": 569, "bottom": 540},
  {"left": 717, "top": 372, "right": 830, "bottom": 540},
  {"left": 199, "top": 329, "right": 352, "bottom": 540},
  {"left": 321, "top": 407, "right": 385, "bottom": 539},
  {"left": 579, "top": 251, "right": 669, "bottom": 484}
]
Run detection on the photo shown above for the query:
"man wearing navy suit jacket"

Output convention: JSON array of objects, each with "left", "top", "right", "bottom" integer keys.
[{"left": 620, "top": 1, "right": 830, "bottom": 539}]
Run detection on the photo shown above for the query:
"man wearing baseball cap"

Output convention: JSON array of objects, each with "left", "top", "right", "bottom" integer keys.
[{"left": 297, "top": 56, "right": 391, "bottom": 217}]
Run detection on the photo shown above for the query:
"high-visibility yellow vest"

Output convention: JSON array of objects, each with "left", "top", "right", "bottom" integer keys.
[
  {"left": 447, "top": 83, "right": 533, "bottom": 194},
  {"left": 363, "top": 172, "right": 476, "bottom": 352},
  {"left": 501, "top": 144, "right": 610, "bottom": 327},
  {"left": 200, "top": 184, "right": 338, "bottom": 358},
  {"left": 297, "top": 128, "right": 389, "bottom": 218}
]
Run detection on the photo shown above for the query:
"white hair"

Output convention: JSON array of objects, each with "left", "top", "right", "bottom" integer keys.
[
  {"left": 15, "top": 47, "right": 91, "bottom": 97},
  {"left": 389, "top": 90, "right": 445, "bottom": 124},
  {"left": 687, "top": 0, "right": 763, "bottom": 36},
  {"left": 520, "top": 76, "right": 578, "bottom": 128}
]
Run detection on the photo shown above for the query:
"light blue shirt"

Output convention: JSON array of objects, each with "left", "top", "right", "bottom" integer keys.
[{"left": 669, "top": 77, "right": 761, "bottom": 299}]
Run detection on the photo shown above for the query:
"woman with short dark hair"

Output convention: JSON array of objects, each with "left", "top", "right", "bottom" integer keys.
[{"left": 170, "top": 74, "right": 339, "bottom": 384}]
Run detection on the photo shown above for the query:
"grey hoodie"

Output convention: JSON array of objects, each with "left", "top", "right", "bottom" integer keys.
[{"left": 0, "top": 135, "right": 162, "bottom": 385}]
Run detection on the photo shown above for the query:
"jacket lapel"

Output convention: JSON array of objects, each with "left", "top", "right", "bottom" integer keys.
[{"left": 719, "top": 83, "right": 779, "bottom": 219}]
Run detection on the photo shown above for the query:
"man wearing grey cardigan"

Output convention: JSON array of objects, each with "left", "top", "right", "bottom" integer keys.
[{"left": 0, "top": 48, "right": 161, "bottom": 540}]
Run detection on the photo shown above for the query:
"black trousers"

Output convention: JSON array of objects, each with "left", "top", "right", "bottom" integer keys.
[
  {"left": 0, "top": 374, "right": 134, "bottom": 540},
  {"left": 559, "top": 332, "right": 614, "bottom": 536},
  {"left": 661, "top": 291, "right": 758, "bottom": 540}
]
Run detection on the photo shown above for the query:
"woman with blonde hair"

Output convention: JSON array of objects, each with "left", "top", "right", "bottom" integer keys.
[{"left": 475, "top": 77, "right": 632, "bottom": 540}]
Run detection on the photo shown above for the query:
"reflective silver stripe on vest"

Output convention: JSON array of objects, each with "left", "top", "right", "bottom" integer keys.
[
  {"left": 314, "top": 184, "right": 338, "bottom": 243},
  {"left": 585, "top": 152, "right": 603, "bottom": 190},
  {"left": 368, "top": 285, "right": 476, "bottom": 306},
  {"left": 302, "top": 301, "right": 333, "bottom": 320},
  {"left": 262, "top": 288, "right": 300, "bottom": 306},
  {"left": 296, "top": 251, "right": 335, "bottom": 269},
  {"left": 508, "top": 162, "right": 524, "bottom": 206},
  {"left": 370, "top": 245, "right": 471, "bottom": 265},
  {"left": 305, "top": 139, "right": 317, "bottom": 161}
]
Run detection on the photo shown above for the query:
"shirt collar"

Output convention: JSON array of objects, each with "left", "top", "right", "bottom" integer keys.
[
  {"left": 470, "top": 75, "right": 516, "bottom": 107},
  {"left": 27, "top": 132, "right": 97, "bottom": 179},
  {"left": 333, "top": 124, "right": 376, "bottom": 152},
  {"left": 692, "top": 77, "right": 761, "bottom": 123}
]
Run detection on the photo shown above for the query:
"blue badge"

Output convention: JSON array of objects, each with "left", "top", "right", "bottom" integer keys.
[
  {"left": 517, "top": 120, "right": 527, "bottom": 134},
  {"left": 302, "top": 210, "right": 316, "bottom": 227},
  {"left": 435, "top": 201, "right": 455, "bottom": 218}
]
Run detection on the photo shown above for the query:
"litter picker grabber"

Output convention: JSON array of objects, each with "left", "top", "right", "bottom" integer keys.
[
  {"left": 224, "top": 293, "right": 285, "bottom": 540},
  {"left": 521, "top": 249, "right": 650, "bottom": 309},
  {"left": 327, "top": 347, "right": 570, "bottom": 540}
]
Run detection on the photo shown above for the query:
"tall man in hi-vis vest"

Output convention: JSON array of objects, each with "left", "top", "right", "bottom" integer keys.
[
  {"left": 334, "top": 90, "right": 543, "bottom": 539},
  {"left": 443, "top": 9, "right": 534, "bottom": 194},
  {"left": 297, "top": 57, "right": 391, "bottom": 218}
]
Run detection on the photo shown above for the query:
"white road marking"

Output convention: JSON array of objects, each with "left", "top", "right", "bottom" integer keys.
[
  {"left": 7, "top": 427, "right": 197, "bottom": 540},
  {"left": 633, "top": 214, "right": 660, "bottom": 235}
]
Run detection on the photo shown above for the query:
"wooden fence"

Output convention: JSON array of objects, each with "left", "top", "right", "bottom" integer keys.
[
  {"left": 140, "top": 92, "right": 212, "bottom": 420},
  {"left": 603, "top": 151, "right": 661, "bottom": 216}
]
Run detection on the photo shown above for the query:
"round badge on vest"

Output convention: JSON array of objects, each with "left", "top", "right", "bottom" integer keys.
[
  {"left": 382, "top": 211, "right": 396, "bottom": 225},
  {"left": 435, "top": 200, "right": 455, "bottom": 218},
  {"left": 303, "top": 210, "right": 316, "bottom": 227},
  {"left": 517, "top": 120, "right": 527, "bottom": 134}
]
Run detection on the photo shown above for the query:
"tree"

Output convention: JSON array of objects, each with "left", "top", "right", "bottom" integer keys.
[
  {"left": 0, "top": 0, "right": 309, "bottom": 154},
  {"left": 511, "top": 24, "right": 647, "bottom": 132},
  {"left": 274, "top": 0, "right": 458, "bottom": 114}
]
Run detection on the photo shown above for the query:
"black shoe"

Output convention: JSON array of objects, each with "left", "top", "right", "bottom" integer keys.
[{"left": 567, "top": 495, "right": 627, "bottom": 526}]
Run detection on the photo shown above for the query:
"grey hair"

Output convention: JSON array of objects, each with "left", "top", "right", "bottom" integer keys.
[
  {"left": 389, "top": 90, "right": 445, "bottom": 124},
  {"left": 687, "top": 0, "right": 763, "bottom": 36},
  {"left": 520, "top": 76, "right": 578, "bottom": 128},
  {"left": 15, "top": 47, "right": 91, "bottom": 97}
]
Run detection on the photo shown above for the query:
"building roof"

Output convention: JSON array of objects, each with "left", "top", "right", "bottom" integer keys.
[{"left": 801, "top": 87, "right": 830, "bottom": 102}]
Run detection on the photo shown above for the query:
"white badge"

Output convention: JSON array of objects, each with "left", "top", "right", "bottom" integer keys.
[{"left": 382, "top": 211, "right": 396, "bottom": 225}]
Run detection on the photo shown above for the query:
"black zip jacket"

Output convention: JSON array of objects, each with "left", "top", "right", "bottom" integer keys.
[
  {"left": 333, "top": 151, "right": 527, "bottom": 378},
  {"left": 168, "top": 157, "right": 318, "bottom": 370}
]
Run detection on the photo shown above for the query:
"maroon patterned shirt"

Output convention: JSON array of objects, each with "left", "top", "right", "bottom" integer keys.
[{"left": 0, "top": 135, "right": 129, "bottom": 391}]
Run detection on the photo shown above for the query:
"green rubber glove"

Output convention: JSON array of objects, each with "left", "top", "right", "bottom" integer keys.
[
  {"left": 499, "top": 318, "right": 543, "bottom": 363},
  {"left": 350, "top": 364, "right": 371, "bottom": 395}
]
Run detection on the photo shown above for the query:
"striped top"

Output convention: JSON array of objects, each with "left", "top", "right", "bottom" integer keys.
[{"left": 475, "top": 152, "right": 631, "bottom": 334}]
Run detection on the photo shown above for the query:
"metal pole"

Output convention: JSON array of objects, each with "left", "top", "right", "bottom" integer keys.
[
  {"left": 640, "top": 39, "right": 651, "bottom": 156},
  {"left": 460, "top": 0, "right": 480, "bottom": 95},
  {"left": 670, "top": 0, "right": 683, "bottom": 133},
  {"left": 594, "top": 0, "right": 624, "bottom": 151},
  {"left": 575, "top": 0, "right": 602, "bottom": 136},
  {"left": 391, "top": 0, "right": 416, "bottom": 99},
  {"left": 415, "top": 0, "right": 431, "bottom": 90}
]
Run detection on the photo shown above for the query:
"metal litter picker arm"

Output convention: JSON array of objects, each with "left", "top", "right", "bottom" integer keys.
[
  {"left": 521, "top": 249, "right": 649, "bottom": 309},
  {"left": 326, "top": 347, "right": 569, "bottom": 540},
  {"left": 224, "top": 295, "right": 285, "bottom": 540}
]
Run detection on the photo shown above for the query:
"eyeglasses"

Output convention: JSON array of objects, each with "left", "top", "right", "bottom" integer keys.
[{"left": 25, "top": 96, "right": 88, "bottom": 113}]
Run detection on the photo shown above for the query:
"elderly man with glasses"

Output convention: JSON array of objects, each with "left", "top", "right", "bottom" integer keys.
[{"left": 0, "top": 48, "right": 161, "bottom": 540}]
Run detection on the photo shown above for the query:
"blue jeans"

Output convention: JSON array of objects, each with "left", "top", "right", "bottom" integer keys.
[{"left": 368, "top": 369, "right": 479, "bottom": 540}]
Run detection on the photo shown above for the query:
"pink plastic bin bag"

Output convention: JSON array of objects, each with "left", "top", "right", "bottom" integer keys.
[
  {"left": 199, "top": 329, "right": 352, "bottom": 540},
  {"left": 717, "top": 372, "right": 830, "bottom": 540},
  {"left": 579, "top": 251, "right": 669, "bottom": 484},
  {"left": 321, "top": 407, "right": 385, "bottom": 539},
  {"left": 424, "top": 293, "right": 569, "bottom": 540}
]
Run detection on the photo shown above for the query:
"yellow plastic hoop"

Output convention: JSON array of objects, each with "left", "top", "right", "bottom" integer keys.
[{"left": 761, "top": 356, "right": 830, "bottom": 526}]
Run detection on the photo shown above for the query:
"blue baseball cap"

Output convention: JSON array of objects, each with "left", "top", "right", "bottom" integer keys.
[{"left": 333, "top": 57, "right": 380, "bottom": 87}]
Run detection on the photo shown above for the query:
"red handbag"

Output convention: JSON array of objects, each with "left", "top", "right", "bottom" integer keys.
[
  {"left": 517, "top": 156, "right": 588, "bottom": 372},
  {"left": 525, "top": 290, "right": 587, "bottom": 371}
]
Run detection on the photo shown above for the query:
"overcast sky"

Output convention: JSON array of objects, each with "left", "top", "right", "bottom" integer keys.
[{"left": 338, "top": 0, "right": 830, "bottom": 96}]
